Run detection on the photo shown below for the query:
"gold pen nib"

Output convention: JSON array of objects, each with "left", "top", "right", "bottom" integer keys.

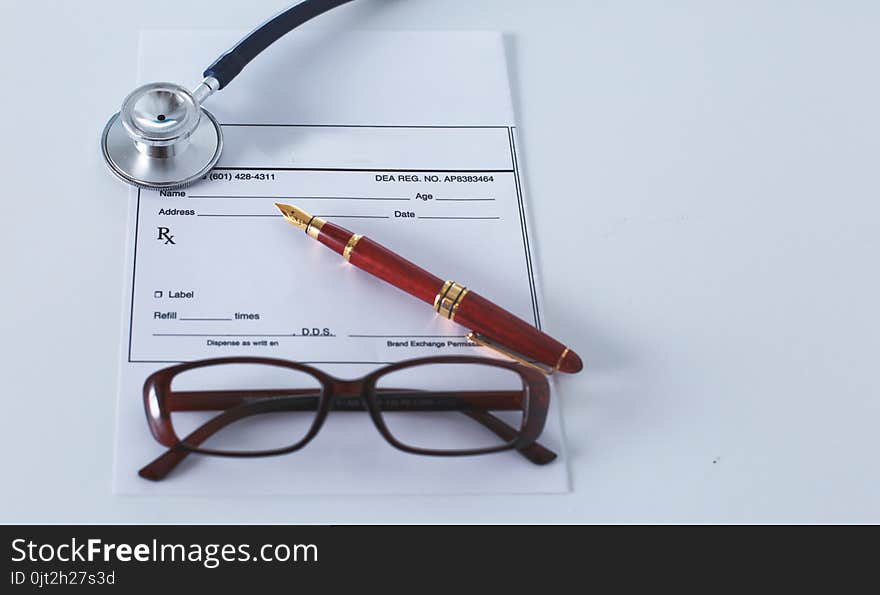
[
  {"left": 275, "top": 203, "right": 313, "bottom": 231},
  {"left": 275, "top": 202, "right": 326, "bottom": 238}
]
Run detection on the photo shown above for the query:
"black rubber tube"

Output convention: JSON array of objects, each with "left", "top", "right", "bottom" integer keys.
[{"left": 203, "top": 0, "right": 357, "bottom": 89}]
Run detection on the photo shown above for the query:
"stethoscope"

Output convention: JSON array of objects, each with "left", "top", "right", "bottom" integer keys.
[{"left": 101, "top": 0, "right": 355, "bottom": 190}]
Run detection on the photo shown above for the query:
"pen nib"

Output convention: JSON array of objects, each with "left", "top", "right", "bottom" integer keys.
[{"left": 275, "top": 203, "right": 313, "bottom": 230}]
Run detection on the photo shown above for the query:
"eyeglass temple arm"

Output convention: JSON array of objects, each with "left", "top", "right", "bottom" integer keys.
[
  {"left": 139, "top": 389, "right": 555, "bottom": 480},
  {"left": 462, "top": 411, "right": 556, "bottom": 465}
]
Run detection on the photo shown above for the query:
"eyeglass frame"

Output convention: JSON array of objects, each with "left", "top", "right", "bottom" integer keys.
[{"left": 140, "top": 355, "right": 557, "bottom": 480}]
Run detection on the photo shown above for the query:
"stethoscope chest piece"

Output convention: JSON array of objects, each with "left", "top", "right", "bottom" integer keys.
[
  {"left": 101, "top": 1, "right": 359, "bottom": 189},
  {"left": 101, "top": 82, "right": 223, "bottom": 189}
]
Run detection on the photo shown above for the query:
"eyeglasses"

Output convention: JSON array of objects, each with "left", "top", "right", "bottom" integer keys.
[{"left": 139, "top": 356, "right": 557, "bottom": 480}]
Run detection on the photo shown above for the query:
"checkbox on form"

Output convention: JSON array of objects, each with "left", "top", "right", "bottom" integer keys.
[{"left": 154, "top": 291, "right": 162, "bottom": 299}]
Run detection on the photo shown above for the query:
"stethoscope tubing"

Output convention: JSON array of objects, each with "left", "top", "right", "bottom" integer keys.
[{"left": 203, "top": 0, "right": 356, "bottom": 90}]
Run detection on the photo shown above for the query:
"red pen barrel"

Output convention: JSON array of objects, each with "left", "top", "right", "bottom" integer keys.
[
  {"left": 313, "top": 220, "right": 582, "bottom": 374},
  {"left": 316, "top": 222, "right": 443, "bottom": 305}
]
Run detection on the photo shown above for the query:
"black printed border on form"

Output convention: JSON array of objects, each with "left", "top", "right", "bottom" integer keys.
[{"left": 127, "top": 125, "right": 541, "bottom": 365}]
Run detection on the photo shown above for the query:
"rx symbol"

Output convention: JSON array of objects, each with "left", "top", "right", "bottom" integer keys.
[{"left": 157, "top": 227, "right": 176, "bottom": 245}]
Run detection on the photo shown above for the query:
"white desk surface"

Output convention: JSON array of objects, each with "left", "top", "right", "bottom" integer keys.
[{"left": 1, "top": 0, "right": 878, "bottom": 523}]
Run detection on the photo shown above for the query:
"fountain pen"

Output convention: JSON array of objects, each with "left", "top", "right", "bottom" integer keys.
[{"left": 275, "top": 203, "right": 583, "bottom": 374}]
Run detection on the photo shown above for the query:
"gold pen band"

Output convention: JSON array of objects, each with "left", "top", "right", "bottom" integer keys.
[
  {"left": 306, "top": 217, "right": 326, "bottom": 240},
  {"left": 434, "top": 280, "right": 469, "bottom": 320},
  {"left": 343, "top": 234, "right": 363, "bottom": 261},
  {"left": 433, "top": 281, "right": 453, "bottom": 310},
  {"left": 554, "top": 348, "right": 571, "bottom": 372}
]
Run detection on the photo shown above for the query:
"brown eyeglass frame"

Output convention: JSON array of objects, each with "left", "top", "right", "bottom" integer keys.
[{"left": 139, "top": 355, "right": 556, "bottom": 481}]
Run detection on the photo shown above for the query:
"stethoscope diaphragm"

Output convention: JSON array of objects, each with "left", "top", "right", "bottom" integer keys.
[{"left": 101, "top": 82, "right": 223, "bottom": 190}]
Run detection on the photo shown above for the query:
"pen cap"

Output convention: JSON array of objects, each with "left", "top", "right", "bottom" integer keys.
[{"left": 454, "top": 292, "right": 583, "bottom": 374}]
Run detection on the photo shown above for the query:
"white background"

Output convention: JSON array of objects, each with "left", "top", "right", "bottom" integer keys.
[{"left": 0, "top": 0, "right": 878, "bottom": 522}]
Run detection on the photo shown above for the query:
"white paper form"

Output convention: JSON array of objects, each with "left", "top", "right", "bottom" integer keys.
[{"left": 114, "top": 31, "right": 569, "bottom": 495}]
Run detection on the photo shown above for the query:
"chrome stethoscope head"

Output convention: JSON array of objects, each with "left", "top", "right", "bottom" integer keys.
[{"left": 101, "top": 78, "right": 223, "bottom": 189}]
